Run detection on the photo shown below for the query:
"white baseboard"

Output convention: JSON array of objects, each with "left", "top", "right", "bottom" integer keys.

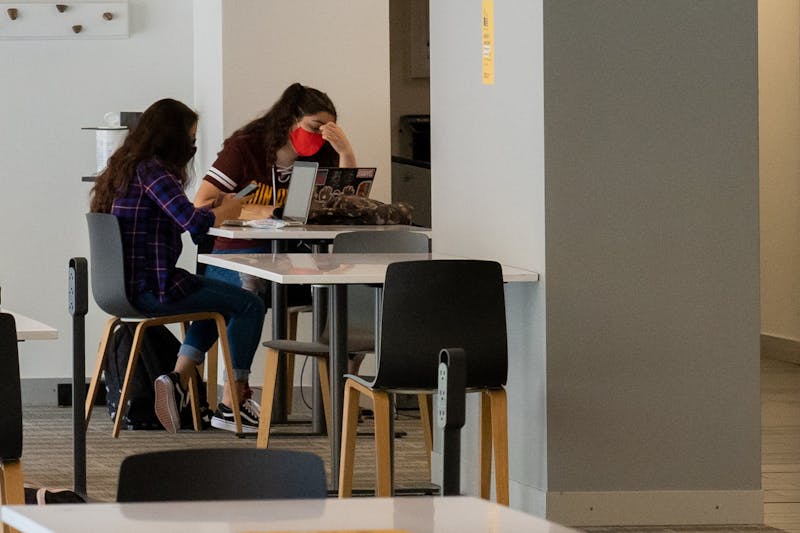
[{"left": 546, "top": 490, "right": 763, "bottom": 526}]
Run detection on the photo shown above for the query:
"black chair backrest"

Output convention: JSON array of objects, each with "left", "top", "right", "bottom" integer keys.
[
  {"left": 376, "top": 260, "right": 508, "bottom": 390},
  {"left": 0, "top": 313, "right": 22, "bottom": 461},
  {"left": 332, "top": 230, "right": 430, "bottom": 254},
  {"left": 117, "top": 448, "right": 327, "bottom": 502},
  {"left": 331, "top": 231, "right": 431, "bottom": 336},
  {"left": 86, "top": 212, "right": 142, "bottom": 318}
]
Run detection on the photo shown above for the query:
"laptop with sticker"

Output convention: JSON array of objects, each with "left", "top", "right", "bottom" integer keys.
[{"left": 312, "top": 167, "right": 376, "bottom": 209}]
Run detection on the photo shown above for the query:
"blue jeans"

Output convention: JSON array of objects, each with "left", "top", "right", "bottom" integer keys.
[{"left": 134, "top": 277, "right": 265, "bottom": 381}]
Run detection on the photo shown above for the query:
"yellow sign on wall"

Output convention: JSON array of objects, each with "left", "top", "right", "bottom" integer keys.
[{"left": 482, "top": 0, "right": 494, "bottom": 85}]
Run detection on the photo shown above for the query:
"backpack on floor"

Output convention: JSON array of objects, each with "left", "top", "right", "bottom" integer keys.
[{"left": 103, "top": 324, "right": 211, "bottom": 430}]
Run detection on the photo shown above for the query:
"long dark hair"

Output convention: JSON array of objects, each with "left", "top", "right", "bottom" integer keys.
[
  {"left": 230, "top": 83, "right": 337, "bottom": 169},
  {"left": 90, "top": 98, "right": 198, "bottom": 213}
]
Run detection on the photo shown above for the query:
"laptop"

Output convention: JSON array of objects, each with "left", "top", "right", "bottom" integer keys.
[
  {"left": 275, "top": 161, "right": 319, "bottom": 226},
  {"left": 223, "top": 161, "right": 318, "bottom": 228},
  {"left": 313, "top": 167, "right": 376, "bottom": 206}
]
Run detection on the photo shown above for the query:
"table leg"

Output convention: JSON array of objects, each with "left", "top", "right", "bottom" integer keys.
[
  {"left": 329, "top": 284, "right": 348, "bottom": 490},
  {"left": 270, "top": 240, "right": 288, "bottom": 424},
  {"left": 310, "top": 242, "right": 328, "bottom": 433},
  {"left": 311, "top": 285, "right": 327, "bottom": 433}
]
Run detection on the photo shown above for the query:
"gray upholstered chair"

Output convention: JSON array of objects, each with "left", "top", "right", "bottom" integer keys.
[{"left": 84, "top": 213, "right": 241, "bottom": 437}]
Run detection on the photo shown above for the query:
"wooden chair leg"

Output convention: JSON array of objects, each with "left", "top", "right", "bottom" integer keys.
[
  {"left": 0, "top": 460, "right": 24, "bottom": 505},
  {"left": 112, "top": 322, "right": 148, "bottom": 438},
  {"left": 187, "top": 372, "right": 202, "bottom": 432},
  {"left": 85, "top": 317, "right": 120, "bottom": 427},
  {"left": 479, "top": 390, "right": 493, "bottom": 500},
  {"left": 373, "top": 391, "right": 392, "bottom": 497},
  {"left": 206, "top": 341, "right": 218, "bottom": 406},
  {"left": 0, "top": 460, "right": 24, "bottom": 533},
  {"left": 180, "top": 321, "right": 202, "bottom": 432},
  {"left": 338, "top": 380, "right": 362, "bottom": 498},
  {"left": 316, "top": 357, "right": 332, "bottom": 436},
  {"left": 418, "top": 393, "right": 433, "bottom": 469},
  {"left": 489, "top": 388, "right": 509, "bottom": 505},
  {"left": 214, "top": 316, "right": 241, "bottom": 433},
  {"left": 256, "top": 348, "right": 279, "bottom": 449}
]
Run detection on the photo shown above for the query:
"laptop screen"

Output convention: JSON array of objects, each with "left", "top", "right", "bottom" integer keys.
[
  {"left": 313, "top": 167, "right": 376, "bottom": 205},
  {"left": 281, "top": 161, "right": 319, "bottom": 223}
]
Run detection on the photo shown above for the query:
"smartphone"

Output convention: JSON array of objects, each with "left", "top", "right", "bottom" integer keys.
[{"left": 234, "top": 182, "right": 259, "bottom": 199}]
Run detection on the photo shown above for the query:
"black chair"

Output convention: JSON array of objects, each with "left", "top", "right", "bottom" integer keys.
[
  {"left": 0, "top": 313, "right": 24, "bottom": 520},
  {"left": 117, "top": 448, "right": 327, "bottom": 501},
  {"left": 256, "top": 230, "right": 430, "bottom": 449},
  {"left": 338, "top": 260, "right": 510, "bottom": 504},
  {"left": 83, "top": 213, "right": 242, "bottom": 437}
]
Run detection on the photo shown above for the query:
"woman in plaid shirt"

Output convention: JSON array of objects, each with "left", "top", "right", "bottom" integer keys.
[{"left": 90, "top": 98, "right": 265, "bottom": 434}]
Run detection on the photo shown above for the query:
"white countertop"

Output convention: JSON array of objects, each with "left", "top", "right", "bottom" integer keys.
[
  {"left": 0, "top": 496, "right": 576, "bottom": 533},
  {"left": 3, "top": 310, "right": 58, "bottom": 341},
  {"left": 208, "top": 223, "right": 431, "bottom": 240},
  {"left": 197, "top": 252, "right": 540, "bottom": 285}
]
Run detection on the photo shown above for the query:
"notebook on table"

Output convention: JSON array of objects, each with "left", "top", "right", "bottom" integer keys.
[
  {"left": 312, "top": 167, "right": 376, "bottom": 208},
  {"left": 223, "top": 161, "right": 319, "bottom": 228}
]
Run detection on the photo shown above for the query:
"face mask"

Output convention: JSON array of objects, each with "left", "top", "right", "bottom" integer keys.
[{"left": 289, "top": 127, "right": 325, "bottom": 156}]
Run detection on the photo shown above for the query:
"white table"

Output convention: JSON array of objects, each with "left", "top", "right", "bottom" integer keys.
[
  {"left": 0, "top": 496, "right": 575, "bottom": 533},
  {"left": 208, "top": 223, "right": 431, "bottom": 241},
  {"left": 4, "top": 310, "right": 58, "bottom": 341},
  {"left": 207, "top": 224, "right": 431, "bottom": 426},
  {"left": 197, "top": 252, "right": 539, "bottom": 488}
]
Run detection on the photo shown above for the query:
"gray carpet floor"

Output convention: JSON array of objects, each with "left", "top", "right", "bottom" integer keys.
[{"left": 18, "top": 402, "right": 782, "bottom": 533}]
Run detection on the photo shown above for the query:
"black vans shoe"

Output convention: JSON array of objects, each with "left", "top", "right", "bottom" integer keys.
[{"left": 210, "top": 399, "right": 259, "bottom": 434}]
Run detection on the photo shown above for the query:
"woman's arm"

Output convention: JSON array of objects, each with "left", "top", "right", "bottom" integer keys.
[
  {"left": 320, "top": 122, "right": 356, "bottom": 167},
  {"left": 194, "top": 180, "right": 224, "bottom": 209}
]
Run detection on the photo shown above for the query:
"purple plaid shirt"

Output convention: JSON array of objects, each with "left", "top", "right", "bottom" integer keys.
[{"left": 111, "top": 158, "right": 215, "bottom": 304}]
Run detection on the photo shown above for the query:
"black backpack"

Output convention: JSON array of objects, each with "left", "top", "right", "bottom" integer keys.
[{"left": 103, "top": 324, "right": 211, "bottom": 430}]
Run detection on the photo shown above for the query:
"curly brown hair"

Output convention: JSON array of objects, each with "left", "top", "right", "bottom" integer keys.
[
  {"left": 89, "top": 98, "right": 198, "bottom": 213},
  {"left": 229, "top": 83, "right": 337, "bottom": 169}
]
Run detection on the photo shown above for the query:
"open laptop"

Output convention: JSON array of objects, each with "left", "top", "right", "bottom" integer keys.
[
  {"left": 275, "top": 161, "right": 319, "bottom": 226},
  {"left": 313, "top": 167, "right": 376, "bottom": 206},
  {"left": 223, "top": 161, "right": 318, "bottom": 228}
]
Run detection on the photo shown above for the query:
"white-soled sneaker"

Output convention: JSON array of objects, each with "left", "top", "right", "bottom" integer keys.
[
  {"left": 154, "top": 373, "right": 187, "bottom": 434},
  {"left": 210, "top": 398, "right": 260, "bottom": 434}
]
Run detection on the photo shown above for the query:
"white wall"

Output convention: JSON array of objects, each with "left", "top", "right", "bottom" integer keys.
[
  {"left": 0, "top": 0, "right": 194, "bottom": 383},
  {"left": 759, "top": 0, "right": 800, "bottom": 341},
  {"left": 429, "top": 0, "right": 548, "bottom": 512}
]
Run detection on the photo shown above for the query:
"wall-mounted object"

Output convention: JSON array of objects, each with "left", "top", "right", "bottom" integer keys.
[
  {"left": 6, "top": 7, "right": 17, "bottom": 20},
  {"left": 0, "top": 1, "right": 128, "bottom": 39}
]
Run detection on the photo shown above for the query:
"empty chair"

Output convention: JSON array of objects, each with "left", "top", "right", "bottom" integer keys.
[
  {"left": 338, "top": 260, "right": 510, "bottom": 504},
  {"left": 257, "top": 230, "right": 430, "bottom": 449},
  {"left": 83, "top": 213, "right": 242, "bottom": 437},
  {"left": 0, "top": 313, "right": 24, "bottom": 529},
  {"left": 117, "top": 448, "right": 327, "bottom": 501}
]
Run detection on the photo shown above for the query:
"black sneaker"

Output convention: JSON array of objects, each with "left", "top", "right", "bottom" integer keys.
[
  {"left": 154, "top": 373, "right": 187, "bottom": 434},
  {"left": 211, "top": 399, "right": 259, "bottom": 434}
]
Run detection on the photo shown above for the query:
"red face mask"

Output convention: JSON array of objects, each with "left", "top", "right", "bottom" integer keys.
[{"left": 289, "top": 127, "right": 325, "bottom": 156}]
